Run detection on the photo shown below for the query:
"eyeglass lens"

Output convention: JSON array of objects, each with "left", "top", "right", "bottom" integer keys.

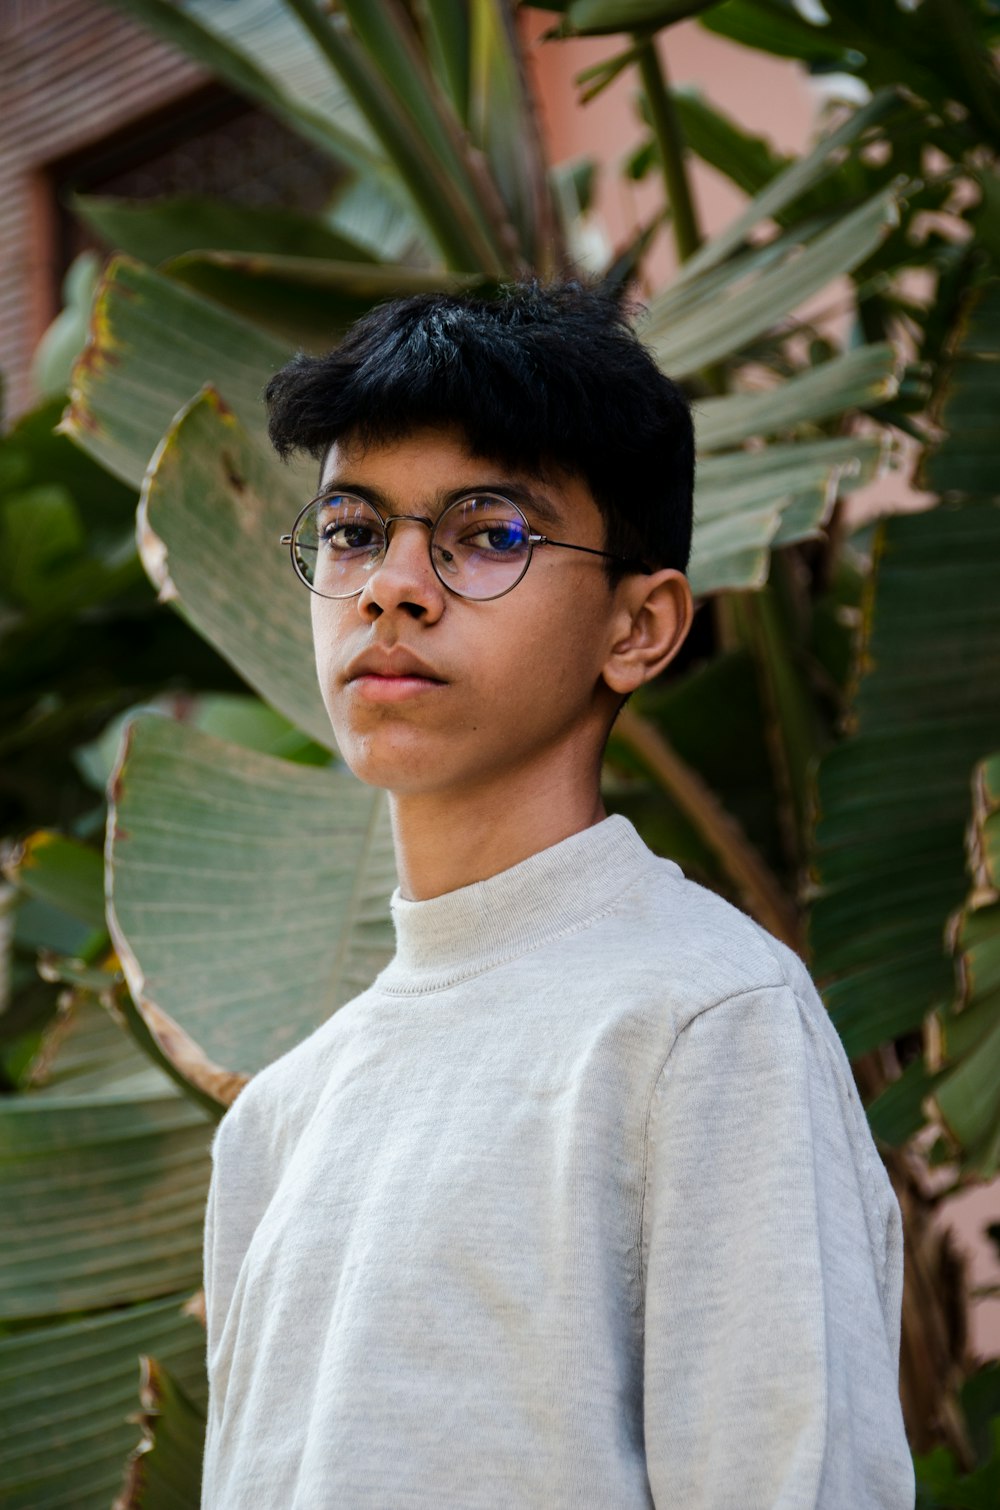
[{"left": 292, "top": 494, "right": 533, "bottom": 601}]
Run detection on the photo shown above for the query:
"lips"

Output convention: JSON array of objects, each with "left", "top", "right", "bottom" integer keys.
[{"left": 344, "top": 647, "right": 447, "bottom": 685}]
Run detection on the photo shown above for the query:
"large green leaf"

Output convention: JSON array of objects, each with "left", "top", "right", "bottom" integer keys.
[
  {"left": 324, "top": 170, "right": 427, "bottom": 262},
  {"left": 809, "top": 506, "right": 1000, "bottom": 1056},
  {"left": 164, "top": 250, "right": 484, "bottom": 345},
  {"left": 661, "top": 87, "right": 903, "bottom": 289},
  {"left": 61, "top": 258, "right": 295, "bottom": 491},
  {"left": 298, "top": 0, "right": 524, "bottom": 271},
  {"left": 31, "top": 254, "right": 103, "bottom": 404},
  {"left": 670, "top": 88, "right": 791, "bottom": 200},
  {"left": 102, "top": 0, "right": 388, "bottom": 178},
  {"left": 24, "top": 991, "right": 178, "bottom": 1103},
  {"left": 0, "top": 1295, "right": 205, "bottom": 1510},
  {"left": 688, "top": 435, "right": 882, "bottom": 596},
  {"left": 418, "top": 0, "right": 471, "bottom": 122},
  {"left": 809, "top": 280, "right": 1000, "bottom": 1062},
  {"left": 695, "top": 343, "right": 897, "bottom": 451},
  {"left": 468, "top": 0, "right": 563, "bottom": 270},
  {"left": 106, "top": 715, "right": 396, "bottom": 1078},
  {"left": 137, "top": 388, "right": 331, "bottom": 749},
  {"left": 3, "top": 832, "right": 104, "bottom": 932},
  {"left": 73, "top": 193, "right": 379, "bottom": 267},
  {"left": 645, "top": 184, "right": 902, "bottom": 377},
  {"left": 865, "top": 1054, "right": 946, "bottom": 1150},
  {"left": 0, "top": 1092, "right": 210, "bottom": 1319},
  {"left": 921, "top": 283, "right": 1000, "bottom": 495}
]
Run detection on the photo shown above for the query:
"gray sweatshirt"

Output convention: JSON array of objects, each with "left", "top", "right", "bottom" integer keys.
[{"left": 200, "top": 815, "right": 915, "bottom": 1508}]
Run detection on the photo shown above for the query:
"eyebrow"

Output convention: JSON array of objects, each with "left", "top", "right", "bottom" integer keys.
[{"left": 316, "top": 478, "right": 565, "bottom": 529}]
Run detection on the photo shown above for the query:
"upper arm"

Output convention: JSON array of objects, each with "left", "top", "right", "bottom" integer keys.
[
  {"left": 640, "top": 985, "right": 914, "bottom": 1510},
  {"left": 201, "top": 1085, "right": 278, "bottom": 1405}
]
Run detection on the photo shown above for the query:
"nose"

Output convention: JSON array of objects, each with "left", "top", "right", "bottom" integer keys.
[{"left": 355, "top": 515, "right": 446, "bottom": 622}]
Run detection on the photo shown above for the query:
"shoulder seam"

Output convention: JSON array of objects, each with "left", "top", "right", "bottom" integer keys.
[{"left": 635, "top": 978, "right": 788, "bottom": 1295}]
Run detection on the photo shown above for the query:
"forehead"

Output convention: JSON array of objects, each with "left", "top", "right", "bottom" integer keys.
[
  {"left": 320, "top": 423, "right": 536, "bottom": 487},
  {"left": 318, "top": 424, "right": 600, "bottom": 532}
]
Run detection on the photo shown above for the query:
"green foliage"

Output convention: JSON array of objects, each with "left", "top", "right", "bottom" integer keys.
[
  {"left": 668, "top": 88, "right": 792, "bottom": 197},
  {"left": 116, "top": 1357, "right": 207, "bottom": 1510},
  {"left": 73, "top": 192, "right": 379, "bottom": 266},
  {"left": 2, "top": 1088, "right": 211, "bottom": 1320},
  {"left": 0, "top": 394, "right": 246, "bottom": 1086},
  {"left": 810, "top": 281, "right": 1000, "bottom": 1084},
  {"left": 913, "top": 1363, "right": 1000, "bottom": 1509},
  {"left": 6, "top": 833, "right": 105, "bottom": 931},
  {"left": 4, "top": 0, "right": 1000, "bottom": 1502},
  {"left": 537, "top": 0, "right": 724, "bottom": 35},
  {"left": 0, "top": 1292, "right": 206, "bottom": 1510},
  {"left": 61, "top": 258, "right": 292, "bottom": 490},
  {"left": 30, "top": 254, "right": 101, "bottom": 401},
  {"left": 135, "top": 387, "right": 332, "bottom": 746},
  {"left": 932, "top": 750, "right": 1000, "bottom": 1176},
  {"left": 107, "top": 714, "right": 394, "bottom": 1080},
  {"left": 702, "top": 0, "right": 1000, "bottom": 148}
]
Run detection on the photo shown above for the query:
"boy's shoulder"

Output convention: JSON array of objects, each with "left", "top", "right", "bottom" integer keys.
[
  {"left": 612, "top": 847, "right": 817, "bottom": 1027},
  {"left": 616, "top": 852, "right": 862, "bottom": 1111},
  {"left": 210, "top": 979, "right": 380, "bottom": 1168}
]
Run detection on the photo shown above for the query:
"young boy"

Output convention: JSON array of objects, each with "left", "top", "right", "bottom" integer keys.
[{"left": 200, "top": 283, "right": 915, "bottom": 1508}]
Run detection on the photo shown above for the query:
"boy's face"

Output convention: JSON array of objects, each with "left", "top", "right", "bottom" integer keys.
[{"left": 310, "top": 425, "right": 641, "bottom": 798}]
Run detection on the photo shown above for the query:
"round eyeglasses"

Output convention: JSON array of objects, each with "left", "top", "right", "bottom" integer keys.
[{"left": 280, "top": 491, "right": 651, "bottom": 603}]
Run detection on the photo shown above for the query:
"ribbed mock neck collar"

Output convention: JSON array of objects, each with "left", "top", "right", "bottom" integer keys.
[{"left": 375, "top": 814, "right": 677, "bottom": 995}]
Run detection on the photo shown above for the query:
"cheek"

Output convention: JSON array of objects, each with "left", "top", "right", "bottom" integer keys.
[
  {"left": 310, "top": 602, "right": 349, "bottom": 713},
  {"left": 311, "top": 597, "right": 343, "bottom": 660},
  {"left": 485, "top": 587, "right": 609, "bottom": 712}
]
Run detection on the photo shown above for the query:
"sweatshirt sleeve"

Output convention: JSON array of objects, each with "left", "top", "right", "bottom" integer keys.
[
  {"left": 201, "top": 1117, "right": 230, "bottom": 1499},
  {"left": 640, "top": 983, "right": 915, "bottom": 1510},
  {"left": 200, "top": 1089, "right": 271, "bottom": 1505}
]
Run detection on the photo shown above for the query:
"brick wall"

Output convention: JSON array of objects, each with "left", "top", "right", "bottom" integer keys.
[{"left": 0, "top": 0, "right": 205, "bottom": 416}]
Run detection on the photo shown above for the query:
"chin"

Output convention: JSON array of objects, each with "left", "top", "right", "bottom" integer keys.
[{"left": 332, "top": 725, "right": 450, "bottom": 795}]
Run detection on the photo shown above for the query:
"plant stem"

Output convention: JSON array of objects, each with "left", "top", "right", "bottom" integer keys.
[{"left": 634, "top": 37, "right": 702, "bottom": 264}]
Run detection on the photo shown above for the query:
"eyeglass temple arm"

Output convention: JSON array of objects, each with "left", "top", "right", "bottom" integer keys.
[{"left": 532, "top": 535, "right": 653, "bottom": 575}]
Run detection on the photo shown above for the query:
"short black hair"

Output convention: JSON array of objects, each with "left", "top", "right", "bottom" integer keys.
[{"left": 265, "top": 280, "right": 694, "bottom": 579}]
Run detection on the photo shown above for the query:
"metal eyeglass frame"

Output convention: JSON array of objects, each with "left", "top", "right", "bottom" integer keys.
[{"left": 279, "top": 490, "right": 652, "bottom": 602}]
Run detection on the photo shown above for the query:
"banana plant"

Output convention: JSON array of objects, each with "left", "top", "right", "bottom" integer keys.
[{"left": 3, "top": 0, "right": 999, "bottom": 1503}]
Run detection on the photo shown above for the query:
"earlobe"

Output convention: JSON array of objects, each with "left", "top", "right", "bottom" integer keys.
[{"left": 602, "top": 569, "right": 694, "bottom": 696}]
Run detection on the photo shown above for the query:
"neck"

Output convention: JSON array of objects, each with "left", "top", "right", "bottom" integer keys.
[{"left": 389, "top": 751, "right": 607, "bottom": 901}]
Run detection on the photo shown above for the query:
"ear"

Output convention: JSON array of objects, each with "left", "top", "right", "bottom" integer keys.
[{"left": 601, "top": 569, "right": 694, "bottom": 696}]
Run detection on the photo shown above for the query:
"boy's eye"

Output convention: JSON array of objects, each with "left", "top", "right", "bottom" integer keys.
[
  {"left": 323, "top": 522, "right": 380, "bottom": 551},
  {"left": 465, "top": 522, "right": 527, "bottom": 553},
  {"left": 443, "top": 508, "right": 529, "bottom": 558}
]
